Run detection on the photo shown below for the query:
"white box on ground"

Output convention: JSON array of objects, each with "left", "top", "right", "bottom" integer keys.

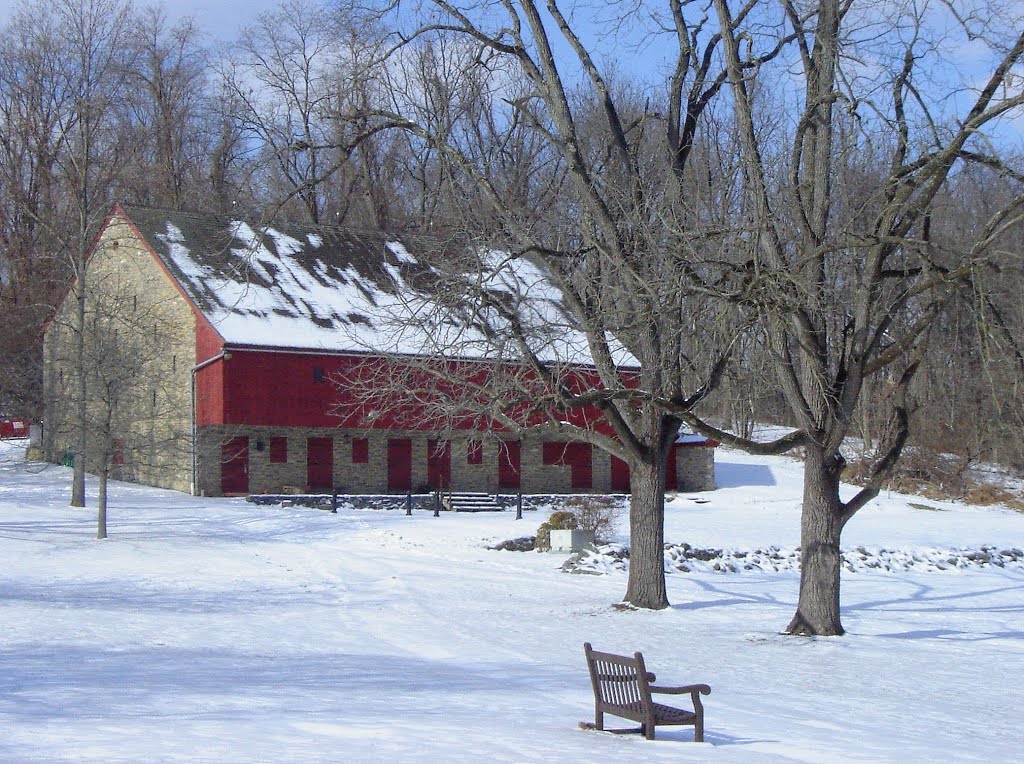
[{"left": 549, "top": 529, "right": 595, "bottom": 553}]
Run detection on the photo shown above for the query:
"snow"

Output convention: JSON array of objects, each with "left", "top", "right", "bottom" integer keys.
[
  {"left": 148, "top": 214, "right": 599, "bottom": 364},
  {"left": 2, "top": 437, "right": 1023, "bottom": 762},
  {"left": 386, "top": 240, "right": 416, "bottom": 265}
]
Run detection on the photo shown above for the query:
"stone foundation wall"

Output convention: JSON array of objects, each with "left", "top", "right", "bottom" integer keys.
[
  {"left": 676, "top": 445, "right": 716, "bottom": 492},
  {"left": 196, "top": 426, "right": 717, "bottom": 497}
]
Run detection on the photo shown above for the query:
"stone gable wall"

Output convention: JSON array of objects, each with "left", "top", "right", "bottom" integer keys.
[{"left": 43, "top": 217, "right": 197, "bottom": 493}]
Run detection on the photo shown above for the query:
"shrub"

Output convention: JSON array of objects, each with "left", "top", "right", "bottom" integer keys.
[
  {"left": 563, "top": 496, "right": 621, "bottom": 543},
  {"left": 535, "top": 510, "right": 578, "bottom": 552}
]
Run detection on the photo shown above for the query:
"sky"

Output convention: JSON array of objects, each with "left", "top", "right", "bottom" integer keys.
[
  {"left": 162, "top": 0, "right": 286, "bottom": 38},
  {"left": 0, "top": 0, "right": 284, "bottom": 39}
]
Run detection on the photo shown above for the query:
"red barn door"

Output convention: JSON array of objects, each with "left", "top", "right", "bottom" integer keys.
[
  {"left": 610, "top": 455, "right": 631, "bottom": 493},
  {"left": 387, "top": 438, "right": 412, "bottom": 492},
  {"left": 307, "top": 437, "right": 333, "bottom": 492},
  {"left": 427, "top": 440, "right": 451, "bottom": 490},
  {"left": 498, "top": 440, "right": 521, "bottom": 490},
  {"left": 221, "top": 437, "right": 249, "bottom": 495},
  {"left": 665, "top": 444, "right": 678, "bottom": 490}
]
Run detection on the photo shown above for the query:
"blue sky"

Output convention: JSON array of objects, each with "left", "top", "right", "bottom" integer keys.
[
  {"left": 162, "top": 0, "right": 285, "bottom": 38},
  {"left": 0, "top": 0, "right": 284, "bottom": 39}
]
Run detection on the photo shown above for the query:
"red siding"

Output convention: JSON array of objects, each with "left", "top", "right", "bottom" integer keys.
[
  {"left": 195, "top": 318, "right": 224, "bottom": 363},
  {"left": 207, "top": 349, "right": 628, "bottom": 438},
  {"left": 193, "top": 320, "right": 226, "bottom": 427}
]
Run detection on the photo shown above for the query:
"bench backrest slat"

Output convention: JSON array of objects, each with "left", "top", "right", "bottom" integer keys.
[{"left": 585, "top": 643, "right": 651, "bottom": 711}]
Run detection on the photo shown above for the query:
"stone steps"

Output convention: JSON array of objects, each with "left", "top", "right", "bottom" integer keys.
[{"left": 442, "top": 492, "right": 503, "bottom": 512}]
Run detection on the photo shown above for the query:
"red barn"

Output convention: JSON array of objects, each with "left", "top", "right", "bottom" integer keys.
[{"left": 42, "top": 205, "right": 715, "bottom": 497}]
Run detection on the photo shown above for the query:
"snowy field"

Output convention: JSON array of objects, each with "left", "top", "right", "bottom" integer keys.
[{"left": 2, "top": 438, "right": 1023, "bottom": 763}]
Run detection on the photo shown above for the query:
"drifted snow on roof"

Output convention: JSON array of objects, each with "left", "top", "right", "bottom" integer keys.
[{"left": 127, "top": 207, "right": 594, "bottom": 362}]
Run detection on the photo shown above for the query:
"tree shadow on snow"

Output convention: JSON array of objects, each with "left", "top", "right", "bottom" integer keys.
[
  {"left": 842, "top": 578, "right": 1024, "bottom": 641},
  {"left": 669, "top": 578, "right": 794, "bottom": 612},
  {"left": 845, "top": 578, "right": 1024, "bottom": 615}
]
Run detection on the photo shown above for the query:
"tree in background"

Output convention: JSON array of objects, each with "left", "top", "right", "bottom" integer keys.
[
  {"left": 120, "top": 6, "right": 210, "bottom": 211},
  {"left": 0, "top": 1, "right": 77, "bottom": 420}
]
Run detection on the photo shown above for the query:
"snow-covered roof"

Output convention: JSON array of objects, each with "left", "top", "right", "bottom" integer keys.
[{"left": 122, "top": 207, "right": 589, "bottom": 362}]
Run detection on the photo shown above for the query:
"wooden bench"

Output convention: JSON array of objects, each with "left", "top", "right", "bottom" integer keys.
[{"left": 583, "top": 642, "right": 710, "bottom": 741}]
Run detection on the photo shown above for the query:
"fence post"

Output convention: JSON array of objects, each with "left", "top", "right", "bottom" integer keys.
[
  {"left": 331, "top": 489, "right": 339, "bottom": 514},
  {"left": 406, "top": 490, "right": 413, "bottom": 515},
  {"left": 516, "top": 491, "right": 523, "bottom": 520},
  {"left": 433, "top": 491, "right": 441, "bottom": 517}
]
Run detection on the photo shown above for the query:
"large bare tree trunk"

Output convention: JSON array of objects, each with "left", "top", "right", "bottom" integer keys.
[
  {"left": 787, "top": 446, "right": 845, "bottom": 635},
  {"left": 624, "top": 457, "right": 668, "bottom": 610}
]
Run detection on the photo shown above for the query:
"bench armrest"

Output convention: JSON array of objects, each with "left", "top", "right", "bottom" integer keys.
[{"left": 649, "top": 683, "right": 711, "bottom": 696}]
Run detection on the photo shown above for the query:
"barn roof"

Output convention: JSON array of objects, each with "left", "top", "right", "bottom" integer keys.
[{"left": 120, "top": 206, "right": 588, "bottom": 362}]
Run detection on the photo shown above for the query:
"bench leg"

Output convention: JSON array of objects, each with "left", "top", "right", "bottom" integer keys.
[
  {"left": 595, "top": 710, "right": 604, "bottom": 731},
  {"left": 694, "top": 716, "right": 704, "bottom": 743}
]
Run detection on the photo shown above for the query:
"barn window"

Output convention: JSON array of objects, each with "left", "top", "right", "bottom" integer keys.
[
  {"left": 352, "top": 437, "right": 369, "bottom": 463},
  {"left": 467, "top": 440, "right": 483, "bottom": 465},
  {"left": 269, "top": 437, "right": 287, "bottom": 463},
  {"left": 313, "top": 366, "right": 325, "bottom": 383}
]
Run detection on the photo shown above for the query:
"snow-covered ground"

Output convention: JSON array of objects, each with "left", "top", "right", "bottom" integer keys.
[{"left": 2, "top": 439, "right": 1023, "bottom": 762}]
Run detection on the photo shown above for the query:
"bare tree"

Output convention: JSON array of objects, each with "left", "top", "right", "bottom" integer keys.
[
  {"left": 343, "top": 0, "right": 1024, "bottom": 628},
  {"left": 680, "top": 0, "right": 1024, "bottom": 634},
  {"left": 0, "top": 3, "right": 78, "bottom": 421},
  {"left": 120, "top": 5, "right": 210, "bottom": 210},
  {"left": 53, "top": 0, "right": 137, "bottom": 507},
  {"left": 0, "top": 0, "right": 137, "bottom": 509},
  {"left": 44, "top": 221, "right": 191, "bottom": 538},
  {"left": 334, "top": 0, "right": 762, "bottom": 610},
  {"left": 217, "top": 0, "right": 347, "bottom": 224}
]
